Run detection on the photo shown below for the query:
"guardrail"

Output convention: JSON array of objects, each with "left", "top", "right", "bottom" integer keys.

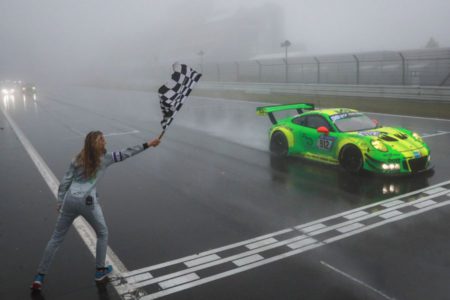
[{"left": 198, "top": 82, "right": 450, "bottom": 102}]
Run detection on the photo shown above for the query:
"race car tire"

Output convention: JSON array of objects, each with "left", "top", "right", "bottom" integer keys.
[
  {"left": 270, "top": 131, "right": 289, "bottom": 157},
  {"left": 340, "top": 144, "right": 363, "bottom": 173}
]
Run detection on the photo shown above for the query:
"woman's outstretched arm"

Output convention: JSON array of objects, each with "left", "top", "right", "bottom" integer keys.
[{"left": 104, "top": 138, "right": 160, "bottom": 167}]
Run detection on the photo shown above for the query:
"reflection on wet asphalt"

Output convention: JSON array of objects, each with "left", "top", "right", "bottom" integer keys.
[{"left": 270, "top": 155, "right": 434, "bottom": 205}]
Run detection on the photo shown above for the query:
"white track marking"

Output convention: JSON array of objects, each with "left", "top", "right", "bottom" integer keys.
[
  {"left": 120, "top": 181, "right": 450, "bottom": 299},
  {"left": 382, "top": 200, "right": 405, "bottom": 207},
  {"left": 0, "top": 105, "right": 142, "bottom": 299},
  {"left": 233, "top": 254, "right": 264, "bottom": 266},
  {"left": 424, "top": 187, "right": 448, "bottom": 195},
  {"left": 297, "top": 223, "right": 326, "bottom": 233},
  {"left": 344, "top": 211, "right": 369, "bottom": 220},
  {"left": 414, "top": 200, "right": 436, "bottom": 208},
  {"left": 323, "top": 200, "right": 450, "bottom": 244},
  {"left": 422, "top": 131, "right": 450, "bottom": 138},
  {"left": 185, "top": 254, "right": 221, "bottom": 268},
  {"left": 140, "top": 243, "right": 323, "bottom": 300},
  {"left": 158, "top": 273, "right": 200, "bottom": 289},
  {"left": 287, "top": 237, "right": 317, "bottom": 249},
  {"left": 336, "top": 223, "right": 365, "bottom": 233},
  {"left": 120, "top": 228, "right": 293, "bottom": 278},
  {"left": 367, "top": 111, "right": 450, "bottom": 122},
  {"left": 246, "top": 237, "right": 278, "bottom": 249},
  {"left": 122, "top": 184, "right": 447, "bottom": 284},
  {"left": 379, "top": 210, "right": 403, "bottom": 219},
  {"left": 129, "top": 234, "right": 311, "bottom": 289},
  {"left": 103, "top": 130, "right": 140, "bottom": 137},
  {"left": 321, "top": 261, "right": 397, "bottom": 300}
]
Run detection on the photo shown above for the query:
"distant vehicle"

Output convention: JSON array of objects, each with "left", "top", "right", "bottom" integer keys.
[
  {"left": 1, "top": 80, "right": 17, "bottom": 96},
  {"left": 257, "top": 103, "right": 432, "bottom": 175},
  {"left": 21, "top": 83, "right": 37, "bottom": 95}
]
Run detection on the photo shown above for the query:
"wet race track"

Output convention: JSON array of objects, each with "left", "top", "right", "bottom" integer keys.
[{"left": 1, "top": 86, "right": 450, "bottom": 300}]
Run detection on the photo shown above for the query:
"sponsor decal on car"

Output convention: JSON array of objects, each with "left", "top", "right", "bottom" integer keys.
[
  {"left": 358, "top": 131, "right": 383, "bottom": 137},
  {"left": 330, "top": 112, "right": 360, "bottom": 122}
]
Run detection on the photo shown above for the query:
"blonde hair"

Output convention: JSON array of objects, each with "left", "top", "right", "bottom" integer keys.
[{"left": 75, "top": 131, "right": 105, "bottom": 179}]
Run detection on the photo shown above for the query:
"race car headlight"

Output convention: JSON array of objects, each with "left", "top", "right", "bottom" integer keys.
[
  {"left": 412, "top": 132, "right": 423, "bottom": 142},
  {"left": 371, "top": 140, "right": 387, "bottom": 152},
  {"left": 382, "top": 163, "right": 400, "bottom": 171}
]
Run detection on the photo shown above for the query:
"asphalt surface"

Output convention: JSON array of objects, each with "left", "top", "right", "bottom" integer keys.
[{"left": 1, "top": 86, "right": 450, "bottom": 300}]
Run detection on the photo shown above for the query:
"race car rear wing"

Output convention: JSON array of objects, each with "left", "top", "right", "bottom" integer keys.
[{"left": 256, "top": 103, "right": 315, "bottom": 124}]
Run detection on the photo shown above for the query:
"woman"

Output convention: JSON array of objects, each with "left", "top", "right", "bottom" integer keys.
[{"left": 31, "top": 131, "right": 160, "bottom": 291}]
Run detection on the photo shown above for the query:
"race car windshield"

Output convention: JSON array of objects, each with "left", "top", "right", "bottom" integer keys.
[{"left": 332, "top": 113, "right": 377, "bottom": 132}]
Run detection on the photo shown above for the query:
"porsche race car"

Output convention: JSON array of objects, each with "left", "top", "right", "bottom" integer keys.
[{"left": 257, "top": 103, "right": 431, "bottom": 175}]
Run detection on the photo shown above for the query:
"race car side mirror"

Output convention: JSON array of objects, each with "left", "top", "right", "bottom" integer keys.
[{"left": 317, "top": 126, "right": 329, "bottom": 136}]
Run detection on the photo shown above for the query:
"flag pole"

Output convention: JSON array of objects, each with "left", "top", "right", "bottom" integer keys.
[{"left": 158, "top": 130, "right": 166, "bottom": 140}]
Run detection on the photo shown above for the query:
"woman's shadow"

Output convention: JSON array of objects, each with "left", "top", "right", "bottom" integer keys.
[{"left": 30, "top": 281, "right": 113, "bottom": 300}]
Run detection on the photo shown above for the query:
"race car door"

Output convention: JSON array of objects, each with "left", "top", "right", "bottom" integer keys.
[{"left": 294, "top": 114, "right": 338, "bottom": 163}]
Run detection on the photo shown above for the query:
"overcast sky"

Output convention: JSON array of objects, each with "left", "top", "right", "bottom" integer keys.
[{"left": 1, "top": 0, "right": 449, "bottom": 82}]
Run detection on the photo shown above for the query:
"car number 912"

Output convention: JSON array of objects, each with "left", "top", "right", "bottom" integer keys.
[{"left": 317, "top": 136, "right": 335, "bottom": 150}]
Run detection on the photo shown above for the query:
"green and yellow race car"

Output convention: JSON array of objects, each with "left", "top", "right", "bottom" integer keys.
[{"left": 257, "top": 103, "right": 431, "bottom": 174}]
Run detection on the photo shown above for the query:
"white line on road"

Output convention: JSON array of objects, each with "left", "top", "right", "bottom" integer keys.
[
  {"left": 103, "top": 130, "right": 140, "bottom": 137},
  {"left": 422, "top": 131, "right": 450, "bottom": 138},
  {"left": 0, "top": 105, "right": 141, "bottom": 299},
  {"left": 367, "top": 111, "right": 450, "bottom": 122},
  {"left": 321, "top": 261, "right": 397, "bottom": 300},
  {"left": 121, "top": 181, "right": 450, "bottom": 299}
]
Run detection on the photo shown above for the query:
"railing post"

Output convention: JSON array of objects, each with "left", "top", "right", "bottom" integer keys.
[
  {"left": 217, "top": 64, "right": 221, "bottom": 82},
  {"left": 398, "top": 52, "right": 406, "bottom": 85},
  {"left": 353, "top": 54, "right": 360, "bottom": 84},
  {"left": 255, "top": 60, "right": 262, "bottom": 82},
  {"left": 284, "top": 48, "right": 289, "bottom": 83},
  {"left": 314, "top": 57, "right": 320, "bottom": 84},
  {"left": 439, "top": 72, "right": 450, "bottom": 86}
]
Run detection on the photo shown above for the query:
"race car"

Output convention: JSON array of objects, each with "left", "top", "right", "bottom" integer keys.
[{"left": 257, "top": 103, "right": 431, "bottom": 174}]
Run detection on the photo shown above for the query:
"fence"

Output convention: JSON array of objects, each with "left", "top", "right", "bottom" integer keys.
[
  {"left": 191, "top": 48, "right": 450, "bottom": 87},
  {"left": 199, "top": 82, "right": 450, "bottom": 102}
]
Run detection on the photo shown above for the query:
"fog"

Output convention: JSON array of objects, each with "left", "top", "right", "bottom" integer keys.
[{"left": 1, "top": 0, "right": 449, "bottom": 84}]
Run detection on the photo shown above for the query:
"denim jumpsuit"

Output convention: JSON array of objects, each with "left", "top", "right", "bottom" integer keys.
[{"left": 37, "top": 143, "right": 148, "bottom": 274}]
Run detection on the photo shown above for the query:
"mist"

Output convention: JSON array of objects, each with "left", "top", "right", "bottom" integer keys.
[{"left": 1, "top": 0, "right": 449, "bottom": 84}]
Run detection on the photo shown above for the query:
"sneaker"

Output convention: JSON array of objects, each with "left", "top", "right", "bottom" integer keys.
[
  {"left": 30, "top": 273, "right": 45, "bottom": 291},
  {"left": 95, "top": 265, "right": 113, "bottom": 281}
]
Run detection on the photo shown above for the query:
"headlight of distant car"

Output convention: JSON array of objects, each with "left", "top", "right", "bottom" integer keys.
[
  {"left": 2, "top": 89, "right": 8, "bottom": 95},
  {"left": 371, "top": 140, "right": 388, "bottom": 152},
  {"left": 412, "top": 132, "right": 423, "bottom": 142}
]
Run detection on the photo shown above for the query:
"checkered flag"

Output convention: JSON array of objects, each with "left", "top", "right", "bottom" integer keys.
[{"left": 158, "top": 63, "right": 202, "bottom": 137}]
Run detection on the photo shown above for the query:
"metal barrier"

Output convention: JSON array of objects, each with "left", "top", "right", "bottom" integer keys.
[
  {"left": 192, "top": 48, "right": 450, "bottom": 87},
  {"left": 199, "top": 82, "right": 450, "bottom": 102}
]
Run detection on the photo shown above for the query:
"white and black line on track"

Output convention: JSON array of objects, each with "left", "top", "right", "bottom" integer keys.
[{"left": 115, "top": 180, "right": 450, "bottom": 299}]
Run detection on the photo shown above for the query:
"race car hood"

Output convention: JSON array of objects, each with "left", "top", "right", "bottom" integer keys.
[{"left": 356, "top": 127, "right": 425, "bottom": 152}]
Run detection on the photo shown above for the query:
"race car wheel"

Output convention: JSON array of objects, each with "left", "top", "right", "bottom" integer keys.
[
  {"left": 340, "top": 145, "right": 363, "bottom": 173},
  {"left": 270, "top": 131, "right": 289, "bottom": 157}
]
